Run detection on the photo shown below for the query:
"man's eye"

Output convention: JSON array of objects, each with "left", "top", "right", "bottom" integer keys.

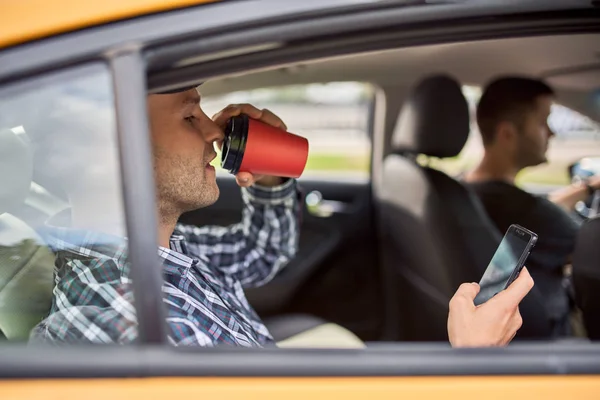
[{"left": 185, "top": 116, "right": 195, "bottom": 125}]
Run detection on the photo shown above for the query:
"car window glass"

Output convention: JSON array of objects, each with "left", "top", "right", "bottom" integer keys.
[
  {"left": 202, "top": 82, "right": 374, "bottom": 182},
  {"left": 531, "top": 104, "right": 600, "bottom": 187},
  {"left": 427, "top": 85, "right": 600, "bottom": 191},
  {"left": 0, "top": 63, "right": 133, "bottom": 343}
]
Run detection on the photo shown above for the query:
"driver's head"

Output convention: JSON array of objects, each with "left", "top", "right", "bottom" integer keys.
[
  {"left": 147, "top": 87, "right": 223, "bottom": 221},
  {"left": 477, "top": 77, "right": 555, "bottom": 169}
]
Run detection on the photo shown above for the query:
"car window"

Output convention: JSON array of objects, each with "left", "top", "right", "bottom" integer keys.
[
  {"left": 0, "top": 63, "right": 132, "bottom": 343},
  {"left": 530, "top": 104, "right": 600, "bottom": 187},
  {"left": 427, "top": 86, "right": 600, "bottom": 191},
  {"left": 201, "top": 82, "right": 374, "bottom": 182}
]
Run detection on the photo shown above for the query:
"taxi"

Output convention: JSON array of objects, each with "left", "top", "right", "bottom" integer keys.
[{"left": 1, "top": 1, "right": 600, "bottom": 399}]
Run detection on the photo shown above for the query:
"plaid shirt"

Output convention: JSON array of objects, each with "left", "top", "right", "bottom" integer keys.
[{"left": 31, "top": 179, "right": 300, "bottom": 347}]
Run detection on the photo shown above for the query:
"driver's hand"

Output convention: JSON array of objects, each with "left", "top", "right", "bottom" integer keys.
[
  {"left": 448, "top": 267, "right": 534, "bottom": 348},
  {"left": 212, "top": 104, "right": 287, "bottom": 188},
  {"left": 589, "top": 175, "right": 600, "bottom": 191}
]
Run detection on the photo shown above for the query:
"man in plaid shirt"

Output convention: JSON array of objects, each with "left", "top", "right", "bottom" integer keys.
[
  {"left": 32, "top": 86, "right": 535, "bottom": 348},
  {"left": 32, "top": 87, "right": 301, "bottom": 346}
]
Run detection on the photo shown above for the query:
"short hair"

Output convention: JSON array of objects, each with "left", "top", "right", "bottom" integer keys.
[{"left": 476, "top": 76, "right": 554, "bottom": 146}]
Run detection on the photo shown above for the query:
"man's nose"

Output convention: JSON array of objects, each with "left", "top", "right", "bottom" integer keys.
[{"left": 203, "top": 119, "right": 225, "bottom": 144}]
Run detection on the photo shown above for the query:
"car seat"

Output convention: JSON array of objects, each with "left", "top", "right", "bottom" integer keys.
[
  {"left": 376, "top": 75, "right": 552, "bottom": 341},
  {"left": 0, "top": 128, "right": 54, "bottom": 340}
]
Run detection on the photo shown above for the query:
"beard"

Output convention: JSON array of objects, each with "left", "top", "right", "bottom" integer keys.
[
  {"left": 515, "top": 134, "right": 548, "bottom": 169},
  {"left": 153, "top": 148, "right": 220, "bottom": 223}
]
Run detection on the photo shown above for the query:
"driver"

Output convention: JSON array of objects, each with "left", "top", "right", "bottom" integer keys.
[
  {"left": 30, "top": 84, "right": 534, "bottom": 347},
  {"left": 464, "top": 76, "right": 600, "bottom": 337}
]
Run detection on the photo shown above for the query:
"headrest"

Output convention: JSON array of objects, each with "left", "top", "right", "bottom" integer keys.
[
  {"left": 0, "top": 129, "right": 33, "bottom": 215},
  {"left": 391, "top": 75, "right": 470, "bottom": 158}
]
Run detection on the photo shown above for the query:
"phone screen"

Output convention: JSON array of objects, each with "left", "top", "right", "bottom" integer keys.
[{"left": 474, "top": 225, "right": 535, "bottom": 305}]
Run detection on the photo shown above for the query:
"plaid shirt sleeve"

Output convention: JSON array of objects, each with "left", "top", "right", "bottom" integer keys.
[{"left": 176, "top": 178, "right": 302, "bottom": 288}]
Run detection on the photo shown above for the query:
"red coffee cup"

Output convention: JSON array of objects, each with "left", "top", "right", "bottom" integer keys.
[{"left": 221, "top": 114, "right": 309, "bottom": 178}]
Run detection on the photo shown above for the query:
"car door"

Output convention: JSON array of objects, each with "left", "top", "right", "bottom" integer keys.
[{"left": 2, "top": 0, "right": 600, "bottom": 398}]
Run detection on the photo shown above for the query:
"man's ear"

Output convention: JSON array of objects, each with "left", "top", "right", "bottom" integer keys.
[{"left": 495, "top": 120, "right": 519, "bottom": 145}]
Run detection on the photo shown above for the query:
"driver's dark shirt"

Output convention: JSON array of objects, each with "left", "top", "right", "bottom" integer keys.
[{"left": 467, "top": 180, "right": 579, "bottom": 333}]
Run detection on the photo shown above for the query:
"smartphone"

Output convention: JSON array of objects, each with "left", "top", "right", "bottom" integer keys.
[{"left": 474, "top": 224, "right": 538, "bottom": 306}]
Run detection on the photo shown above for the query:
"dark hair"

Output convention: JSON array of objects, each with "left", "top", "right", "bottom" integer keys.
[{"left": 476, "top": 76, "right": 554, "bottom": 146}]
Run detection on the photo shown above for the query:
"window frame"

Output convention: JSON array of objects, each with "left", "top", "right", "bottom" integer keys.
[{"left": 110, "top": 52, "right": 166, "bottom": 344}]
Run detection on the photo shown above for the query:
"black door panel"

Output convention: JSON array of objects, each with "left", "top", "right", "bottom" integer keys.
[{"left": 180, "top": 175, "right": 384, "bottom": 340}]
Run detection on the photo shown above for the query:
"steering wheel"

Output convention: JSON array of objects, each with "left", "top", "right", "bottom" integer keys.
[
  {"left": 575, "top": 190, "right": 600, "bottom": 219},
  {"left": 570, "top": 160, "right": 600, "bottom": 220}
]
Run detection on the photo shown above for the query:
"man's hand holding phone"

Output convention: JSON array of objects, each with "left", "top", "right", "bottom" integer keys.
[{"left": 448, "top": 267, "right": 534, "bottom": 348}]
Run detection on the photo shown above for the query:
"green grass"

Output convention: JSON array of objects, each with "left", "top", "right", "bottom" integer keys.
[
  {"left": 428, "top": 156, "right": 570, "bottom": 187},
  {"left": 211, "top": 153, "right": 371, "bottom": 173},
  {"left": 516, "top": 164, "right": 570, "bottom": 186},
  {"left": 304, "top": 154, "right": 370, "bottom": 172},
  {"left": 214, "top": 151, "right": 570, "bottom": 186}
]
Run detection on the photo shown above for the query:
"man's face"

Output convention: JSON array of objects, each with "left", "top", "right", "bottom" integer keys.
[
  {"left": 513, "top": 95, "right": 555, "bottom": 168},
  {"left": 148, "top": 89, "right": 223, "bottom": 216}
]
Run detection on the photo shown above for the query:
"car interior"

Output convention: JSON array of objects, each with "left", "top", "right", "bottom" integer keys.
[
  {"left": 1, "top": 29, "right": 600, "bottom": 345},
  {"left": 184, "top": 32, "right": 600, "bottom": 343}
]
